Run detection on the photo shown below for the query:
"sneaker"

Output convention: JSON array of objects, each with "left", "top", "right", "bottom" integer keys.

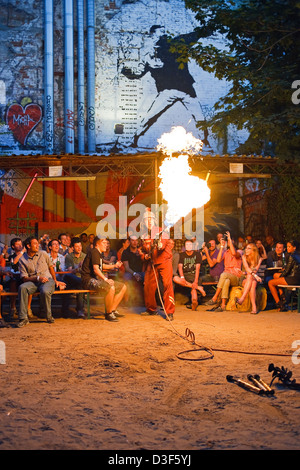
[
  {"left": 47, "top": 316, "right": 55, "bottom": 323},
  {"left": 112, "top": 310, "right": 125, "bottom": 318},
  {"left": 77, "top": 310, "right": 86, "bottom": 318},
  {"left": 165, "top": 314, "right": 174, "bottom": 321},
  {"left": 205, "top": 299, "right": 217, "bottom": 306},
  {"left": 140, "top": 310, "right": 157, "bottom": 316},
  {"left": 214, "top": 306, "right": 223, "bottom": 312},
  {"left": 17, "top": 318, "right": 29, "bottom": 328},
  {"left": 105, "top": 312, "right": 119, "bottom": 322},
  {"left": 0, "top": 318, "right": 9, "bottom": 328}
]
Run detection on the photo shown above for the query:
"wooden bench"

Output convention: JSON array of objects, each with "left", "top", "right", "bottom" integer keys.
[
  {"left": 277, "top": 285, "right": 300, "bottom": 313},
  {"left": 0, "top": 289, "right": 97, "bottom": 320},
  {"left": 202, "top": 281, "right": 218, "bottom": 292}
]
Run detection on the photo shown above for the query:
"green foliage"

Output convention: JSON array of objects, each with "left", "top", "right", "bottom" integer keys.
[
  {"left": 176, "top": 0, "right": 300, "bottom": 160},
  {"left": 266, "top": 175, "right": 300, "bottom": 240}
]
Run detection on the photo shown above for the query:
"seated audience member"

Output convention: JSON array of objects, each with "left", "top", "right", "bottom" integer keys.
[
  {"left": 103, "top": 239, "right": 118, "bottom": 278},
  {"left": 173, "top": 239, "right": 206, "bottom": 311},
  {"left": 63, "top": 237, "right": 86, "bottom": 318},
  {"left": 58, "top": 233, "right": 70, "bottom": 256},
  {"left": 255, "top": 238, "right": 267, "bottom": 279},
  {"left": 190, "top": 236, "right": 200, "bottom": 251},
  {"left": 245, "top": 234, "right": 253, "bottom": 245},
  {"left": 237, "top": 236, "right": 246, "bottom": 251},
  {"left": 235, "top": 243, "right": 263, "bottom": 314},
  {"left": 17, "top": 237, "right": 66, "bottom": 327},
  {"left": 266, "top": 242, "right": 285, "bottom": 267},
  {"left": 85, "top": 234, "right": 95, "bottom": 253},
  {"left": 39, "top": 234, "right": 51, "bottom": 252},
  {"left": 255, "top": 239, "right": 267, "bottom": 260},
  {"left": 48, "top": 239, "right": 66, "bottom": 276},
  {"left": 206, "top": 232, "right": 242, "bottom": 312},
  {"left": 265, "top": 235, "right": 276, "bottom": 253},
  {"left": 79, "top": 233, "right": 89, "bottom": 254},
  {"left": 268, "top": 240, "right": 300, "bottom": 311},
  {"left": 0, "top": 243, "right": 9, "bottom": 260},
  {"left": 201, "top": 239, "right": 224, "bottom": 282},
  {"left": 103, "top": 238, "right": 117, "bottom": 263},
  {"left": 265, "top": 241, "right": 285, "bottom": 283},
  {"left": 121, "top": 236, "right": 144, "bottom": 283},
  {"left": 81, "top": 237, "right": 126, "bottom": 322},
  {"left": 216, "top": 232, "right": 228, "bottom": 250},
  {"left": 121, "top": 236, "right": 144, "bottom": 305},
  {"left": 66, "top": 234, "right": 72, "bottom": 252},
  {"left": 117, "top": 238, "right": 130, "bottom": 276},
  {"left": 7, "top": 238, "right": 26, "bottom": 318}
]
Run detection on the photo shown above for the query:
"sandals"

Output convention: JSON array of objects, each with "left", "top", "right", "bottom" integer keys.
[{"left": 234, "top": 297, "right": 241, "bottom": 308}]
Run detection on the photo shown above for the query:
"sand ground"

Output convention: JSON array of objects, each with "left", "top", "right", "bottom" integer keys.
[{"left": 0, "top": 295, "right": 299, "bottom": 452}]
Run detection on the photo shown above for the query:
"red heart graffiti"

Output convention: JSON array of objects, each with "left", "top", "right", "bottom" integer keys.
[{"left": 6, "top": 103, "right": 42, "bottom": 145}]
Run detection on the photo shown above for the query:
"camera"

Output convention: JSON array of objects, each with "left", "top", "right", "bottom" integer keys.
[{"left": 223, "top": 234, "right": 228, "bottom": 240}]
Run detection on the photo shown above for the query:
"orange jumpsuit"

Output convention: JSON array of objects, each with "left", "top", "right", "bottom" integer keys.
[{"left": 142, "top": 231, "right": 175, "bottom": 315}]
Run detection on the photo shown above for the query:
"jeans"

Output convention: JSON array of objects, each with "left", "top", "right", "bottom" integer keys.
[{"left": 18, "top": 279, "right": 55, "bottom": 320}]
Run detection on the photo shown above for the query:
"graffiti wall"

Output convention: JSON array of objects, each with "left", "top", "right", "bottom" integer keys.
[
  {"left": 0, "top": 0, "right": 248, "bottom": 155},
  {"left": 0, "top": 0, "right": 249, "bottom": 244}
]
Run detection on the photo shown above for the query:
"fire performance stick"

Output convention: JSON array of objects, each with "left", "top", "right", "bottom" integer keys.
[
  {"left": 247, "top": 374, "right": 274, "bottom": 395},
  {"left": 253, "top": 374, "right": 275, "bottom": 395},
  {"left": 226, "top": 375, "right": 264, "bottom": 395}
]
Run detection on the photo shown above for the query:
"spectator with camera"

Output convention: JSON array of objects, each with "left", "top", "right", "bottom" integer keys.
[
  {"left": 201, "top": 239, "right": 224, "bottom": 282},
  {"left": 216, "top": 232, "right": 227, "bottom": 251},
  {"left": 205, "top": 232, "right": 243, "bottom": 311}
]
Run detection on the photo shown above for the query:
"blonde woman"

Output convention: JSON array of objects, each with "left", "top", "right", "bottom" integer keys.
[{"left": 235, "top": 243, "right": 263, "bottom": 314}]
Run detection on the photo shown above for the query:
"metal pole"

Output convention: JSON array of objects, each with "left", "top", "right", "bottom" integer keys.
[
  {"left": 87, "top": 0, "right": 95, "bottom": 154},
  {"left": 44, "top": 0, "right": 54, "bottom": 154},
  {"left": 77, "top": 0, "right": 85, "bottom": 154},
  {"left": 64, "top": 0, "right": 75, "bottom": 153}
]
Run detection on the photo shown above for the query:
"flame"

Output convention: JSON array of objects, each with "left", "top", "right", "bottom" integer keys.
[
  {"left": 157, "top": 126, "right": 203, "bottom": 156},
  {"left": 157, "top": 127, "right": 210, "bottom": 228}
]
